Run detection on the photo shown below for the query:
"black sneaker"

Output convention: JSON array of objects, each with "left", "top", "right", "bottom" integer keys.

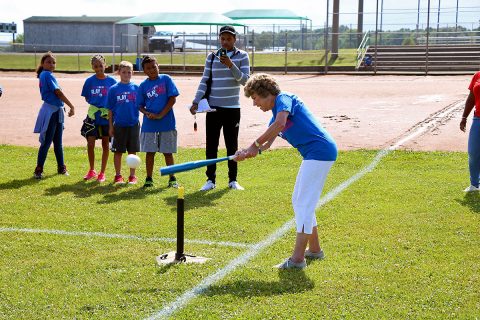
[
  {"left": 168, "top": 177, "right": 179, "bottom": 188},
  {"left": 143, "top": 177, "right": 154, "bottom": 188},
  {"left": 34, "top": 166, "right": 43, "bottom": 179},
  {"left": 58, "top": 165, "right": 69, "bottom": 176}
]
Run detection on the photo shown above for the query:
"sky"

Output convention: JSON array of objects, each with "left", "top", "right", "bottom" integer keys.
[{"left": 0, "top": 0, "right": 478, "bottom": 41}]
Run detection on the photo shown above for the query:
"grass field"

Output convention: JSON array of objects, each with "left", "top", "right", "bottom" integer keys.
[
  {"left": 1, "top": 145, "right": 479, "bottom": 319},
  {"left": 0, "top": 49, "right": 357, "bottom": 71}
]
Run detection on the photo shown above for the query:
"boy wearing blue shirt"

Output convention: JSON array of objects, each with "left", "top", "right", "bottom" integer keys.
[
  {"left": 137, "top": 55, "right": 180, "bottom": 188},
  {"left": 106, "top": 61, "right": 140, "bottom": 185}
]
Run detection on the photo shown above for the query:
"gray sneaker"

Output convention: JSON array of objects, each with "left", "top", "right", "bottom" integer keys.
[
  {"left": 275, "top": 258, "right": 306, "bottom": 270},
  {"left": 305, "top": 249, "right": 325, "bottom": 260}
]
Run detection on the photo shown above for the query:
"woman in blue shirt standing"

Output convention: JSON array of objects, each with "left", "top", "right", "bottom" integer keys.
[
  {"left": 33, "top": 52, "right": 75, "bottom": 179},
  {"left": 235, "top": 73, "right": 337, "bottom": 270}
]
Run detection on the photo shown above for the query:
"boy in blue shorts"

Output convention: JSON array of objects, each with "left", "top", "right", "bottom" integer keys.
[
  {"left": 106, "top": 61, "right": 140, "bottom": 185},
  {"left": 137, "top": 55, "right": 180, "bottom": 188}
]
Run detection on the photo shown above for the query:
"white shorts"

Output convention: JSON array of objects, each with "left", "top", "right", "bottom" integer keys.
[{"left": 292, "top": 160, "right": 334, "bottom": 234}]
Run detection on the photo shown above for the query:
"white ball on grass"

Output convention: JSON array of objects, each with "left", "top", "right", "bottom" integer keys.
[{"left": 126, "top": 154, "right": 141, "bottom": 169}]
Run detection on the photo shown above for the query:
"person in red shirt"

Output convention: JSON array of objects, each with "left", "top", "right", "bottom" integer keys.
[{"left": 460, "top": 71, "right": 480, "bottom": 192}]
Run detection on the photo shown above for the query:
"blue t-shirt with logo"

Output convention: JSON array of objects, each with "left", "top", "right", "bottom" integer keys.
[
  {"left": 39, "top": 71, "right": 63, "bottom": 107},
  {"left": 81, "top": 75, "right": 117, "bottom": 125},
  {"left": 137, "top": 75, "right": 179, "bottom": 132},
  {"left": 269, "top": 92, "right": 337, "bottom": 161},
  {"left": 106, "top": 82, "right": 139, "bottom": 127}
]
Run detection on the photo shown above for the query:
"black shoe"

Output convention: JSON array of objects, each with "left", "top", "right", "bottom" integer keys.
[
  {"left": 168, "top": 177, "right": 179, "bottom": 188},
  {"left": 34, "top": 166, "right": 43, "bottom": 179},
  {"left": 143, "top": 177, "right": 154, "bottom": 188},
  {"left": 58, "top": 165, "right": 69, "bottom": 176}
]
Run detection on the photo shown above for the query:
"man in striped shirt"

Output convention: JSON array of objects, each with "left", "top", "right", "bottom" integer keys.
[{"left": 191, "top": 25, "right": 250, "bottom": 191}]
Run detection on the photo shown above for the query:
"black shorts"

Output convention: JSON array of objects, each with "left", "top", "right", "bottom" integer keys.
[
  {"left": 86, "top": 124, "right": 110, "bottom": 139},
  {"left": 111, "top": 123, "right": 140, "bottom": 153}
]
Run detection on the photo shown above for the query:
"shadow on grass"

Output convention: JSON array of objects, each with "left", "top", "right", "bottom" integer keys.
[
  {"left": 456, "top": 192, "right": 480, "bottom": 214},
  {"left": 0, "top": 175, "right": 56, "bottom": 190},
  {"left": 44, "top": 180, "right": 119, "bottom": 198},
  {"left": 202, "top": 269, "right": 314, "bottom": 297},
  {"left": 162, "top": 188, "right": 230, "bottom": 212},
  {"left": 97, "top": 185, "right": 167, "bottom": 204}
]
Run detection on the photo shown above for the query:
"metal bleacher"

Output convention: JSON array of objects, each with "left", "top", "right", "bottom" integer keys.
[{"left": 356, "top": 34, "right": 480, "bottom": 75}]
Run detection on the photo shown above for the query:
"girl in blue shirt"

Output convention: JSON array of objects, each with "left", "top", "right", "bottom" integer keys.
[
  {"left": 81, "top": 54, "right": 117, "bottom": 182},
  {"left": 236, "top": 73, "right": 337, "bottom": 270},
  {"left": 33, "top": 52, "right": 75, "bottom": 179}
]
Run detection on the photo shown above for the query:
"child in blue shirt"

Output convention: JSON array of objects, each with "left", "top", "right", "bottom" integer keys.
[
  {"left": 81, "top": 54, "right": 117, "bottom": 182},
  {"left": 137, "top": 55, "right": 180, "bottom": 188},
  {"left": 106, "top": 61, "right": 140, "bottom": 185},
  {"left": 33, "top": 51, "right": 75, "bottom": 179}
]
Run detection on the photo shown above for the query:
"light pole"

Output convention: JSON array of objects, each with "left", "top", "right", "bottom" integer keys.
[
  {"left": 455, "top": 0, "right": 459, "bottom": 32},
  {"left": 416, "top": 0, "right": 421, "bottom": 33},
  {"left": 358, "top": 0, "right": 364, "bottom": 47},
  {"left": 436, "top": 0, "right": 441, "bottom": 32},
  {"left": 379, "top": 0, "right": 384, "bottom": 45},
  {"left": 426, "top": 0, "right": 431, "bottom": 75}
]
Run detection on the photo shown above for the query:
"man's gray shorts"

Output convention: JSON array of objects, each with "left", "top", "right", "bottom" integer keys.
[{"left": 140, "top": 130, "right": 177, "bottom": 153}]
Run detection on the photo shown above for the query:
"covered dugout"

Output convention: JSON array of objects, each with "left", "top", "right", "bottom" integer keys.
[
  {"left": 117, "top": 13, "right": 245, "bottom": 53},
  {"left": 224, "top": 9, "right": 312, "bottom": 51},
  {"left": 223, "top": 9, "right": 311, "bottom": 29}
]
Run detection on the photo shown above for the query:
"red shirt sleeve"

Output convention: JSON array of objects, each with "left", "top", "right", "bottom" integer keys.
[{"left": 469, "top": 72, "right": 480, "bottom": 91}]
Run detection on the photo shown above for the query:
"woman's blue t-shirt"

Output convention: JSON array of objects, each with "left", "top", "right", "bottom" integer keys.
[{"left": 270, "top": 92, "right": 337, "bottom": 161}]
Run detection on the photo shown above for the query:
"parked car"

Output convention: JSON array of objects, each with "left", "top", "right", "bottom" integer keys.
[
  {"left": 148, "top": 31, "right": 188, "bottom": 53},
  {"left": 173, "top": 36, "right": 185, "bottom": 52},
  {"left": 148, "top": 31, "right": 173, "bottom": 52}
]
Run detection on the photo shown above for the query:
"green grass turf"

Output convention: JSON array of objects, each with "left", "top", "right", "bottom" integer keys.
[
  {"left": 0, "top": 146, "right": 479, "bottom": 319},
  {"left": 0, "top": 50, "right": 357, "bottom": 71}
]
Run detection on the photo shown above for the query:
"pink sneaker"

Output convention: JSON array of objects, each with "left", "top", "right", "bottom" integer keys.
[
  {"left": 114, "top": 175, "right": 125, "bottom": 185},
  {"left": 128, "top": 175, "right": 138, "bottom": 185},
  {"left": 83, "top": 169, "right": 97, "bottom": 180},
  {"left": 97, "top": 172, "right": 106, "bottom": 183}
]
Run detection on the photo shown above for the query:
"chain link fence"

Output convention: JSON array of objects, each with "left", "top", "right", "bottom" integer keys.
[{"left": 1, "top": 3, "right": 479, "bottom": 74}]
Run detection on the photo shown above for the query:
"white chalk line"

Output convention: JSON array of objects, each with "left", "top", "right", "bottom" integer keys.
[
  {"left": 0, "top": 227, "right": 252, "bottom": 249},
  {"left": 147, "top": 100, "right": 464, "bottom": 319}
]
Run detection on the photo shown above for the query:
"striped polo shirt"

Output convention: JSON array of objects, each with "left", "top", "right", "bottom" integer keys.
[{"left": 193, "top": 48, "right": 250, "bottom": 108}]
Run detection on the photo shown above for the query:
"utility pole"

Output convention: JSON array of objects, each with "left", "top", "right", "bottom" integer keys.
[
  {"left": 379, "top": 0, "right": 384, "bottom": 44},
  {"left": 426, "top": 0, "right": 431, "bottom": 75},
  {"left": 416, "top": 0, "right": 421, "bottom": 33},
  {"left": 357, "top": 0, "right": 364, "bottom": 47},
  {"left": 437, "top": 0, "right": 441, "bottom": 32},
  {"left": 455, "top": 0, "right": 459, "bottom": 31},
  {"left": 332, "top": 0, "right": 340, "bottom": 59}
]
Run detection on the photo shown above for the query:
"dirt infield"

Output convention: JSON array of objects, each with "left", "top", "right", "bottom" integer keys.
[{"left": 0, "top": 71, "right": 473, "bottom": 151}]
